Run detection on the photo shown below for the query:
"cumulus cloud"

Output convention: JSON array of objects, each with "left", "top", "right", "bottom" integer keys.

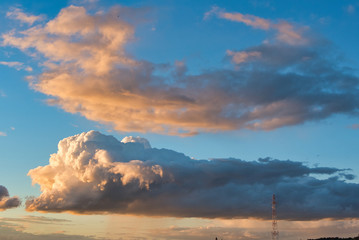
[
  {"left": 2, "top": 5, "right": 359, "bottom": 135},
  {"left": 26, "top": 131, "right": 359, "bottom": 220},
  {"left": 0, "top": 185, "right": 21, "bottom": 211},
  {"left": 6, "top": 7, "right": 43, "bottom": 25}
]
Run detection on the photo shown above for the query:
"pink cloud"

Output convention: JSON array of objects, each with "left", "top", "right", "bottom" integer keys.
[
  {"left": 3, "top": 5, "right": 359, "bottom": 135},
  {"left": 6, "top": 7, "right": 42, "bottom": 25},
  {"left": 205, "top": 7, "right": 307, "bottom": 45},
  {"left": 219, "top": 11, "right": 271, "bottom": 30},
  {"left": 0, "top": 61, "right": 32, "bottom": 71},
  {"left": 226, "top": 50, "right": 261, "bottom": 65}
]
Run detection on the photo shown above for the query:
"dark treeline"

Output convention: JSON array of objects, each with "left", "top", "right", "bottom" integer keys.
[{"left": 308, "top": 236, "right": 359, "bottom": 240}]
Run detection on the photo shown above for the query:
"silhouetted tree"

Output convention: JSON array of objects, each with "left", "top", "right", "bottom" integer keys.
[{"left": 308, "top": 236, "right": 359, "bottom": 240}]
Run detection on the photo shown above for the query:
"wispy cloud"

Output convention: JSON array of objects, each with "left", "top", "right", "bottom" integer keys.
[
  {"left": 226, "top": 50, "right": 261, "bottom": 65},
  {"left": 0, "top": 225, "right": 101, "bottom": 240},
  {"left": 26, "top": 131, "right": 359, "bottom": 220},
  {"left": 0, "top": 61, "right": 32, "bottom": 71},
  {"left": 0, "top": 185, "right": 21, "bottom": 211},
  {"left": 205, "top": 6, "right": 307, "bottom": 45},
  {"left": 0, "top": 61, "right": 23, "bottom": 69},
  {"left": 0, "top": 132, "right": 7, "bottom": 137},
  {"left": 346, "top": 4, "right": 356, "bottom": 14},
  {"left": 6, "top": 7, "right": 43, "bottom": 25},
  {"left": 150, "top": 225, "right": 267, "bottom": 240},
  {"left": 0, "top": 90, "right": 6, "bottom": 97},
  {"left": 2, "top": 5, "right": 359, "bottom": 135},
  {"left": 0, "top": 215, "right": 71, "bottom": 225},
  {"left": 148, "top": 219, "right": 359, "bottom": 240}
]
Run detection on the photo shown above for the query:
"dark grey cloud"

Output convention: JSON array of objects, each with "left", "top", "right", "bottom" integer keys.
[
  {"left": 195, "top": 40, "right": 359, "bottom": 130},
  {"left": 26, "top": 131, "right": 359, "bottom": 220},
  {"left": 0, "top": 185, "right": 21, "bottom": 211}
]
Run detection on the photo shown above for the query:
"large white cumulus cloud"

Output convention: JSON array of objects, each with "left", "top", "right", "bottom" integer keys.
[
  {"left": 0, "top": 185, "right": 21, "bottom": 211},
  {"left": 27, "top": 131, "right": 359, "bottom": 220},
  {"left": 2, "top": 5, "right": 359, "bottom": 135}
]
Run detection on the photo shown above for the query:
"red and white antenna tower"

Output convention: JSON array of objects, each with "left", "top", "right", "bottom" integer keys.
[{"left": 272, "top": 194, "right": 279, "bottom": 240}]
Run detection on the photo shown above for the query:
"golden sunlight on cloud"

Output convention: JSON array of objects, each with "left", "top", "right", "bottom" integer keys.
[
  {"left": 3, "top": 5, "right": 229, "bottom": 136},
  {"left": 3, "top": 5, "right": 359, "bottom": 136}
]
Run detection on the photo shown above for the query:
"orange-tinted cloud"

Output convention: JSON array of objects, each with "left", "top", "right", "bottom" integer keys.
[
  {"left": 6, "top": 7, "right": 43, "bottom": 25},
  {"left": 0, "top": 185, "right": 21, "bottom": 211},
  {"left": 206, "top": 6, "right": 307, "bottom": 45},
  {"left": 219, "top": 11, "right": 271, "bottom": 30},
  {"left": 3, "top": 5, "right": 359, "bottom": 135}
]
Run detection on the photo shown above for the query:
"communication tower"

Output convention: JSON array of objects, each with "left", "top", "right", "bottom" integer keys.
[{"left": 272, "top": 194, "right": 279, "bottom": 240}]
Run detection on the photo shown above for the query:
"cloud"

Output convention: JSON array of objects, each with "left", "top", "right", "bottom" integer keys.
[
  {"left": 346, "top": 5, "right": 355, "bottom": 14},
  {"left": 0, "top": 131, "right": 7, "bottom": 136},
  {"left": 218, "top": 10, "right": 271, "bottom": 30},
  {"left": 0, "top": 225, "right": 102, "bottom": 240},
  {"left": 0, "top": 185, "right": 21, "bottom": 211},
  {"left": 0, "top": 215, "right": 71, "bottom": 225},
  {"left": 26, "top": 131, "right": 359, "bottom": 220},
  {"left": 148, "top": 219, "right": 359, "bottom": 240},
  {"left": 149, "top": 226, "right": 265, "bottom": 240},
  {"left": 0, "top": 89, "right": 6, "bottom": 97},
  {"left": 205, "top": 7, "right": 307, "bottom": 45},
  {"left": 226, "top": 50, "right": 261, "bottom": 65},
  {"left": 0, "top": 61, "right": 23, "bottom": 69},
  {"left": 6, "top": 7, "right": 43, "bottom": 25},
  {"left": 0, "top": 61, "right": 32, "bottom": 71},
  {"left": 2, "top": 5, "right": 359, "bottom": 135}
]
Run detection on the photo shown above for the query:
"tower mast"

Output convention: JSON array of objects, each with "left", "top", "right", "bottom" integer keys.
[{"left": 272, "top": 194, "right": 279, "bottom": 240}]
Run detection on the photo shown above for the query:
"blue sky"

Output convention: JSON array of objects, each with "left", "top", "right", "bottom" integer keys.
[{"left": 0, "top": 0, "right": 359, "bottom": 239}]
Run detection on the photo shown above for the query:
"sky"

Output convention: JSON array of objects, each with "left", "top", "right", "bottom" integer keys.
[{"left": 0, "top": 0, "right": 359, "bottom": 239}]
